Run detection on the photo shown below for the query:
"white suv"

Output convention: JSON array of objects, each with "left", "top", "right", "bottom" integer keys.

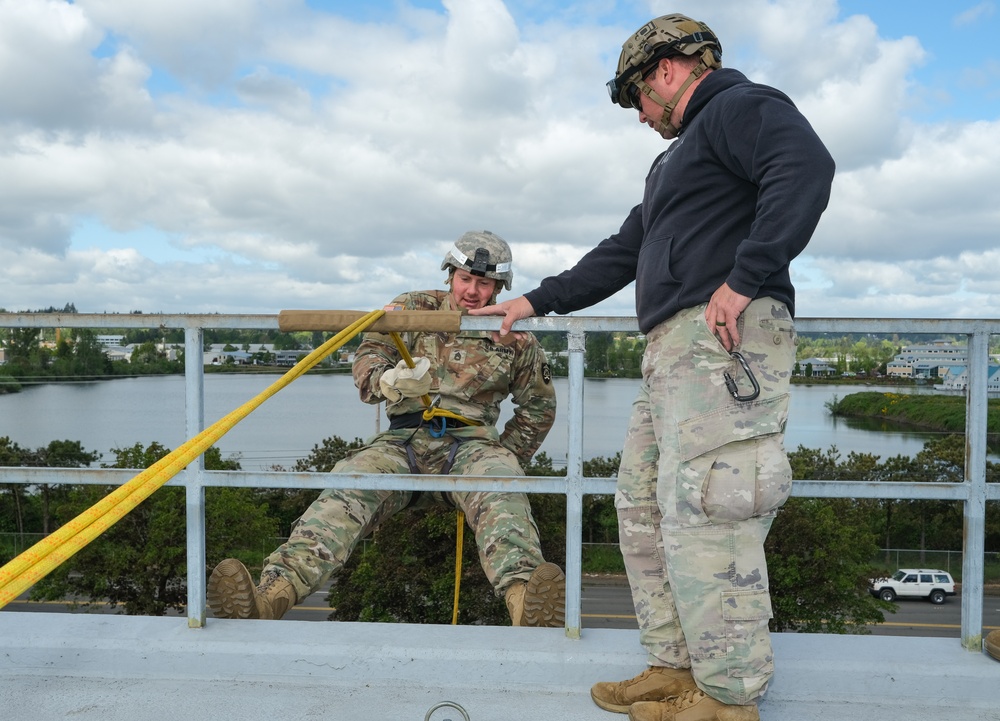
[{"left": 869, "top": 568, "right": 956, "bottom": 605}]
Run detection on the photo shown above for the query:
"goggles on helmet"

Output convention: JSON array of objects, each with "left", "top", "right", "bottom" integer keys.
[
  {"left": 613, "top": 65, "right": 659, "bottom": 112},
  {"left": 606, "top": 29, "right": 720, "bottom": 110}
]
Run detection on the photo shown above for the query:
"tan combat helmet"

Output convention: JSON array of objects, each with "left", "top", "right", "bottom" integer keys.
[
  {"left": 606, "top": 14, "right": 722, "bottom": 137},
  {"left": 441, "top": 230, "right": 514, "bottom": 291}
]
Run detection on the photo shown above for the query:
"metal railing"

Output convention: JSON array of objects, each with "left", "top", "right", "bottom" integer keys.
[{"left": 1, "top": 313, "right": 998, "bottom": 649}]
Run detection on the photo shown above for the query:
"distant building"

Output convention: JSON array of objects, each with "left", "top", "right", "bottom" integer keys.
[
  {"left": 274, "top": 350, "right": 309, "bottom": 366},
  {"left": 938, "top": 364, "right": 1000, "bottom": 392},
  {"left": 96, "top": 334, "right": 126, "bottom": 347},
  {"left": 203, "top": 343, "right": 267, "bottom": 366},
  {"left": 886, "top": 343, "right": 967, "bottom": 379},
  {"left": 797, "top": 357, "right": 836, "bottom": 377},
  {"left": 105, "top": 345, "right": 131, "bottom": 362},
  {"left": 201, "top": 343, "right": 319, "bottom": 367}
]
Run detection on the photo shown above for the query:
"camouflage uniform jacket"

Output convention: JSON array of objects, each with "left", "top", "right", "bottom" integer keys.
[{"left": 353, "top": 290, "right": 556, "bottom": 467}]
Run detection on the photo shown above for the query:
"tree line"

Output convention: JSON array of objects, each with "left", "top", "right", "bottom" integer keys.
[
  {"left": 533, "top": 331, "right": 982, "bottom": 379},
  {"left": 6, "top": 308, "right": 995, "bottom": 386},
  {"left": 0, "top": 324, "right": 359, "bottom": 393},
  {"left": 2, "top": 433, "right": 996, "bottom": 630},
  {"left": 0, "top": 327, "right": 183, "bottom": 393}
]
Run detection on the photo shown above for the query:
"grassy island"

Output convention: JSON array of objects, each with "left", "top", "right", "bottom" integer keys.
[{"left": 827, "top": 391, "right": 1000, "bottom": 434}]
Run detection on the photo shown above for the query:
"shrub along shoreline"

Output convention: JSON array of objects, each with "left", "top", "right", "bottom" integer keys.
[{"left": 827, "top": 390, "right": 1000, "bottom": 435}]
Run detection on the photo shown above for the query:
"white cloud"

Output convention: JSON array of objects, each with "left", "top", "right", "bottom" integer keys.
[
  {"left": 0, "top": 0, "right": 998, "bottom": 321},
  {"left": 0, "top": 0, "right": 152, "bottom": 130},
  {"left": 953, "top": 1, "right": 995, "bottom": 27},
  {"left": 796, "top": 248, "right": 1000, "bottom": 319},
  {"left": 811, "top": 119, "right": 1000, "bottom": 261},
  {"left": 75, "top": 0, "right": 273, "bottom": 87}
]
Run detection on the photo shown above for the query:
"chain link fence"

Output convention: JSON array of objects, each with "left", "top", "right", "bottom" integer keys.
[
  {"left": 5, "top": 533, "right": 999, "bottom": 588},
  {"left": 580, "top": 542, "right": 1000, "bottom": 584},
  {"left": 872, "top": 548, "right": 1000, "bottom": 584},
  {"left": 0, "top": 532, "right": 44, "bottom": 562}
]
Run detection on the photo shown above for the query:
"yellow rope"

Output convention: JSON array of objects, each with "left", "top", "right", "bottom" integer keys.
[
  {"left": 451, "top": 510, "right": 464, "bottom": 625},
  {"left": 386, "top": 332, "right": 480, "bottom": 427},
  {"left": 387, "top": 330, "right": 434, "bottom": 408},
  {"left": 0, "top": 309, "right": 385, "bottom": 609}
]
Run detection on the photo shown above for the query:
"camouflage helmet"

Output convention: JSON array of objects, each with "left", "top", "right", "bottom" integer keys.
[
  {"left": 441, "top": 230, "right": 513, "bottom": 291},
  {"left": 607, "top": 14, "right": 722, "bottom": 136}
]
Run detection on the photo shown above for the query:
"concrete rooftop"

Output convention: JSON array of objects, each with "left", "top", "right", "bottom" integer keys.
[{"left": 1, "top": 612, "right": 997, "bottom": 721}]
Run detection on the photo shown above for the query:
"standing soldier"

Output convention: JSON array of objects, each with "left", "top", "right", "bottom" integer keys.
[
  {"left": 473, "top": 13, "right": 835, "bottom": 721},
  {"left": 208, "top": 230, "right": 565, "bottom": 627}
]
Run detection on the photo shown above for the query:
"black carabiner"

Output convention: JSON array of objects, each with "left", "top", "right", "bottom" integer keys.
[{"left": 724, "top": 351, "right": 760, "bottom": 402}]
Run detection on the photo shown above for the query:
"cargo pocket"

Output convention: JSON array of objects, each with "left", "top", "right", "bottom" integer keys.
[
  {"left": 676, "top": 395, "right": 792, "bottom": 524},
  {"left": 722, "top": 588, "right": 774, "bottom": 679}
]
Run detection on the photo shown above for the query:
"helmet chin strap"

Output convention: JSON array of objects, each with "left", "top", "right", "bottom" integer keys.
[
  {"left": 636, "top": 49, "right": 719, "bottom": 137},
  {"left": 633, "top": 80, "right": 682, "bottom": 137}
]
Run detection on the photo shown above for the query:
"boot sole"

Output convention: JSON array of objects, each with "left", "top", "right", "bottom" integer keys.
[
  {"left": 986, "top": 634, "right": 1000, "bottom": 661},
  {"left": 207, "top": 558, "right": 258, "bottom": 619},
  {"left": 589, "top": 688, "right": 632, "bottom": 714},
  {"left": 522, "top": 562, "right": 566, "bottom": 627}
]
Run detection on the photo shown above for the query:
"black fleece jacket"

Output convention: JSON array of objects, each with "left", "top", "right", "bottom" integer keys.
[{"left": 524, "top": 68, "right": 835, "bottom": 333}]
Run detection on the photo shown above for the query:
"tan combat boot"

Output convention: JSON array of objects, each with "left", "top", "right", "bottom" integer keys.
[
  {"left": 590, "top": 666, "right": 698, "bottom": 713},
  {"left": 986, "top": 629, "right": 1000, "bottom": 661},
  {"left": 504, "top": 562, "right": 566, "bottom": 627},
  {"left": 207, "top": 558, "right": 297, "bottom": 620},
  {"left": 628, "top": 689, "right": 759, "bottom": 721}
]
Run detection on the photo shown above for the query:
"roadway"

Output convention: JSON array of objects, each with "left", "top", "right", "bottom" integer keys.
[
  {"left": 575, "top": 582, "right": 1000, "bottom": 638},
  {"left": 6, "top": 579, "right": 999, "bottom": 637}
]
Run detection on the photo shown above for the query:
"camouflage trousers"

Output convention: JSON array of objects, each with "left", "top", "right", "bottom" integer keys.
[
  {"left": 264, "top": 425, "right": 545, "bottom": 602},
  {"left": 616, "top": 298, "right": 796, "bottom": 705}
]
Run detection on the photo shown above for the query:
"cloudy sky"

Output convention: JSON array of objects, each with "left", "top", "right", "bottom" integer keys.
[{"left": 2, "top": 0, "right": 999, "bottom": 320}]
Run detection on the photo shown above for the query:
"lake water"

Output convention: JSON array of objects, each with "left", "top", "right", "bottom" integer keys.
[{"left": 0, "top": 375, "right": 954, "bottom": 468}]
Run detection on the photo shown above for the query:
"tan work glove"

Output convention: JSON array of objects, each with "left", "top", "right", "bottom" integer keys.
[{"left": 378, "top": 357, "right": 432, "bottom": 404}]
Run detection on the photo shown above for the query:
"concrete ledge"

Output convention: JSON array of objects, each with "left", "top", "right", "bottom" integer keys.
[{"left": 0, "top": 613, "right": 996, "bottom": 720}]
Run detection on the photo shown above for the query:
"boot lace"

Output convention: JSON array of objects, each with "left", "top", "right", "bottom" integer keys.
[
  {"left": 668, "top": 688, "right": 706, "bottom": 708},
  {"left": 257, "top": 569, "right": 284, "bottom": 593}
]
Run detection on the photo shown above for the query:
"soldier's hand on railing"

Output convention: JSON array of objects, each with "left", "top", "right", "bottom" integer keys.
[{"left": 468, "top": 295, "right": 535, "bottom": 341}]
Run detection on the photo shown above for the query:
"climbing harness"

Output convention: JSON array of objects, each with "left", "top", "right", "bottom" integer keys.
[
  {"left": 724, "top": 351, "right": 760, "bottom": 402},
  {"left": 389, "top": 397, "right": 476, "bottom": 438},
  {"left": 0, "top": 309, "right": 387, "bottom": 609}
]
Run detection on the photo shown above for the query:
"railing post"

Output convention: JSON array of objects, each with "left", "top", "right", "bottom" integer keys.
[
  {"left": 961, "top": 328, "right": 988, "bottom": 650},
  {"left": 184, "top": 326, "right": 207, "bottom": 628},
  {"left": 564, "top": 329, "right": 586, "bottom": 639}
]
